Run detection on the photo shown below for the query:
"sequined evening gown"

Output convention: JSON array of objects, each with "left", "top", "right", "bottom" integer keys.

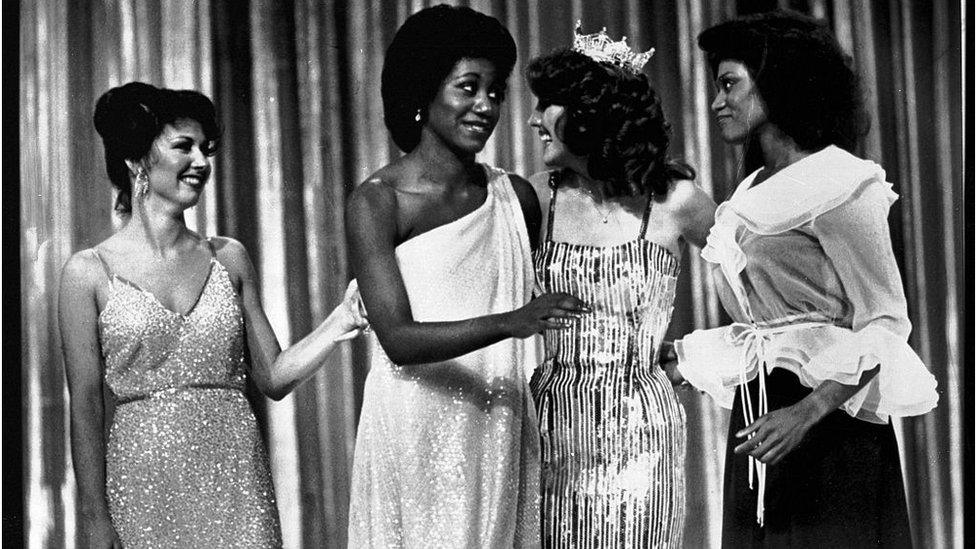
[
  {"left": 93, "top": 240, "right": 282, "bottom": 548},
  {"left": 530, "top": 175, "right": 686, "bottom": 548}
]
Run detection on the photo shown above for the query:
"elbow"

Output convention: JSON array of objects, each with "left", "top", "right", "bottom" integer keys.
[
  {"left": 262, "top": 378, "right": 293, "bottom": 401},
  {"left": 371, "top": 324, "right": 424, "bottom": 366},
  {"left": 265, "top": 388, "right": 289, "bottom": 402},
  {"left": 254, "top": 373, "right": 293, "bottom": 401},
  {"left": 383, "top": 348, "right": 421, "bottom": 366}
]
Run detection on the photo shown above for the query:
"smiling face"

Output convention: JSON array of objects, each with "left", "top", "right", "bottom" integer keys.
[
  {"left": 422, "top": 57, "right": 505, "bottom": 155},
  {"left": 528, "top": 103, "right": 584, "bottom": 172},
  {"left": 140, "top": 118, "right": 213, "bottom": 208},
  {"left": 711, "top": 60, "right": 769, "bottom": 144}
]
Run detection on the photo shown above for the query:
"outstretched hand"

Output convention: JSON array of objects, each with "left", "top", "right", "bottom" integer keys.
[
  {"left": 505, "top": 292, "right": 590, "bottom": 338},
  {"left": 334, "top": 279, "right": 370, "bottom": 342}
]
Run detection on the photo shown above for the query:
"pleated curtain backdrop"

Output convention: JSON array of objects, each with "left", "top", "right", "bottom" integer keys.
[{"left": 19, "top": 0, "right": 966, "bottom": 548}]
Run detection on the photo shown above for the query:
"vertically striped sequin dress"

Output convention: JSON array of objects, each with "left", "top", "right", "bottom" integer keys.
[
  {"left": 530, "top": 178, "right": 686, "bottom": 548},
  {"left": 93, "top": 240, "right": 282, "bottom": 548}
]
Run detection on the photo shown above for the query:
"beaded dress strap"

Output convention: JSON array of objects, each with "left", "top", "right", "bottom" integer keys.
[
  {"left": 544, "top": 171, "right": 560, "bottom": 243},
  {"left": 637, "top": 192, "right": 654, "bottom": 240},
  {"left": 91, "top": 248, "right": 114, "bottom": 282}
]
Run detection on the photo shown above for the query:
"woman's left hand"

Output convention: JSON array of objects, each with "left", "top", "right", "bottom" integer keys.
[{"left": 733, "top": 399, "right": 820, "bottom": 465}]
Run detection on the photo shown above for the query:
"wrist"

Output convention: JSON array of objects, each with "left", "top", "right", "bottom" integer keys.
[
  {"left": 494, "top": 311, "right": 514, "bottom": 338},
  {"left": 797, "top": 393, "right": 831, "bottom": 426}
]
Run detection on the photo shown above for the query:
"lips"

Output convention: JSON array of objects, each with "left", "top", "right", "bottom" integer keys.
[
  {"left": 461, "top": 119, "right": 492, "bottom": 134},
  {"left": 179, "top": 174, "right": 207, "bottom": 188}
]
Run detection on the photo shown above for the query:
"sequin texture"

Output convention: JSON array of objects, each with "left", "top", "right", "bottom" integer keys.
[
  {"left": 531, "top": 185, "right": 686, "bottom": 548},
  {"left": 347, "top": 166, "right": 541, "bottom": 548},
  {"left": 97, "top": 252, "right": 282, "bottom": 548}
]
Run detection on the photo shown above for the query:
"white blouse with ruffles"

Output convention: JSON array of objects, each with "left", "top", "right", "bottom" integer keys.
[{"left": 675, "top": 145, "right": 938, "bottom": 424}]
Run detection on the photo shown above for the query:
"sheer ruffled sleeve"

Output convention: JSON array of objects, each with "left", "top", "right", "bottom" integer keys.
[{"left": 805, "top": 180, "right": 938, "bottom": 421}]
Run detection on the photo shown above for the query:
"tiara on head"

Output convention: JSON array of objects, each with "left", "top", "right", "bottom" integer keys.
[{"left": 571, "top": 20, "right": 654, "bottom": 74}]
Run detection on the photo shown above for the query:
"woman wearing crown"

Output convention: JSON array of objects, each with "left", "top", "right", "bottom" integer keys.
[{"left": 523, "top": 24, "right": 716, "bottom": 548}]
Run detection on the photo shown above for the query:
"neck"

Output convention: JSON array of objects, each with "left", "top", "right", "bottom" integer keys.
[
  {"left": 562, "top": 156, "right": 613, "bottom": 201},
  {"left": 410, "top": 133, "right": 478, "bottom": 188},
  {"left": 126, "top": 198, "right": 192, "bottom": 255},
  {"left": 757, "top": 124, "right": 811, "bottom": 173}
]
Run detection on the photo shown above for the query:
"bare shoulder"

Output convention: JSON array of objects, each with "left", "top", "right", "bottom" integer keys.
[
  {"left": 208, "top": 235, "right": 249, "bottom": 263},
  {"left": 60, "top": 248, "right": 107, "bottom": 291},
  {"left": 347, "top": 168, "right": 401, "bottom": 216},
  {"left": 207, "top": 236, "right": 255, "bottom": 285},
  {"left": 663, "top": 179, "right": 713, "bottom": 215}
]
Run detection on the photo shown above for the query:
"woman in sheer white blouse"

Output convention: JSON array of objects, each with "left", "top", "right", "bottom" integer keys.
[{"left": 661, "top": 10, "right": 938, "bottom": 548}]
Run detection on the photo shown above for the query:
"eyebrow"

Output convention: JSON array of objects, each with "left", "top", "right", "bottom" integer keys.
[{"left": 717, "top": 72, "right": 735, "bottom": 80}]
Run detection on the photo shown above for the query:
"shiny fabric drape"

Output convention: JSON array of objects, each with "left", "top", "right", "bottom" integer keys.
[{"left": 19, "top": 0, "right": 966, "bottom": 547}]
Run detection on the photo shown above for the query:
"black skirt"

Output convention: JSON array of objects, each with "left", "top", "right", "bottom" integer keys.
[{"left": 722, "top": 368, "right": 912, "bottom": 549}]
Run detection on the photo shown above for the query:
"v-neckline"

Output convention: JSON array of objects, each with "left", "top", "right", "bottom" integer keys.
[{"left": 112, "top": 259, "right": 218, "bottom": 320}]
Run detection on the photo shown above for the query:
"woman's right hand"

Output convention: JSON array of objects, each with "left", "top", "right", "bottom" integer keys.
[
  {"left": 504, "top": 292, "right": 590, "bottom": 338},
  {"left": 84, "top": 515, "right": 122, "bottom": 549}
]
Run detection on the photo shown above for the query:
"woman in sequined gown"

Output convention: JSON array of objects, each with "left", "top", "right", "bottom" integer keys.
[
  {"left": 666, "top": 12, "right": 938, "bottom": 547},
  {"left": 523, "top": 42, "right": 716, "bottom": 548},
  {"left": 59, "top": 82, "right": 365, "bottom": 548},
  {"left": 345, "top": 6, "right": 588, "bottom": 547}
]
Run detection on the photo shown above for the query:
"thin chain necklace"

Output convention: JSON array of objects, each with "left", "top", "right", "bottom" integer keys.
[{"left": 579, "top": 185, "right": 613, "bottom": 223}]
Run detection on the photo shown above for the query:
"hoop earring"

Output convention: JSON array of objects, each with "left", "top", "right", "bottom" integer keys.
[{"left": 414, "top": 109, "right": 422, "bottom": 123}]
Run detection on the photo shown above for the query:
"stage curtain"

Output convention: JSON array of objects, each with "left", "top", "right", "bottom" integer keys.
[{"left": 19, "top": 0, "right": 965, "bottom": 547}]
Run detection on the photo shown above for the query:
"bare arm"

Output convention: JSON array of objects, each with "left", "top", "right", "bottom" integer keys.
[
  {"left": 736, "top": 182, "right": 905, "bottom": 465},
  {"left": 508, "top": 173, "right": 542, "bottom": 251},
  {"left": 59, "top": 252, "right": 122, "bottom": 548},
  {"left": 346, "top": 179, "right": 587, "bottom": 366},
  {"left": 734, "top": 370, "right": 878, "bottom": 464},
  {"left": 218, "top": 238, "right": 364, "bottom": 401},
  {"left": 671, "top": 179, "right": 717, "bottom": 249}
]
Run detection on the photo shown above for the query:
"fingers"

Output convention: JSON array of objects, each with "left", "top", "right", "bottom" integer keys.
[
  {"left": 343, "top": 278, "right": 359, "bottom": 299},
  {"left": 333, "top": 328, "right": 362, "bottom": 342},
  {"left": 541, "top": 318, "right": 574, "bottom": 330},
  {"left": 735, "top": 416, "right": 764, "bottom": 439},
  {"left": 541, "top": 292, "right": 591, "bottom": 313}
]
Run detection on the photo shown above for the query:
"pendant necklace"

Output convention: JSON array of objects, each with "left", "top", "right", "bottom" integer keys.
[{"left": 582, "top": 186, "right": 612, "bottom": 223}]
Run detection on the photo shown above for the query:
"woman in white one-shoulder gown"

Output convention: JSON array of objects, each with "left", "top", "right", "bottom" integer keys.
[{"left": 344, "top": 6, "right": 587, "bottom": 547}]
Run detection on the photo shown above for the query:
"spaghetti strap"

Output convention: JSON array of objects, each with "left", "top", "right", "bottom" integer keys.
[
  {"left": 205, "top": 237, "right": 216, "bottom": 258},
  {"left": 91, "top": 248, "right": 114, "bottom": 281},
  {"left": 637, "top": 192, "right": 654, "bottom": 240},
  {"left": 544, "top": 171, "right": 561, "bottom": 243}
]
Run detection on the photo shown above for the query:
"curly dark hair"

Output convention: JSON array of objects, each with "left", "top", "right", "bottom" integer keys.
[
  {"left": 382, "top": 4, "right": 517, "bottom": 153},
  {"left": 93, "top": 81, "right": 220, "bottom": 214},
  {"left": 698, "top": 10, "right": 869, "bottom": 152},
  {"left": 526, "top": 48, "right": 693, "bottom": 197}
]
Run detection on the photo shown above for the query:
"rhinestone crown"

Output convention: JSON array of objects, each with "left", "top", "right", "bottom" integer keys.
[{"left": 571, "top": 20, "right": 654, "bottom": 74}]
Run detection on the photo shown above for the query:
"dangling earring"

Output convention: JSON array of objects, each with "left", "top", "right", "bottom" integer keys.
[
  {"left": 134, "top": 170, "right": 149, "bottom": 199},
  {"left": 414, "top": 109, "right": 422, "bottom": 123}
]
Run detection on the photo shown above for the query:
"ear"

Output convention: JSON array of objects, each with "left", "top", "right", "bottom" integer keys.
[{"left": 554, "top": 110, "right": 569, "bottom": 142}]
